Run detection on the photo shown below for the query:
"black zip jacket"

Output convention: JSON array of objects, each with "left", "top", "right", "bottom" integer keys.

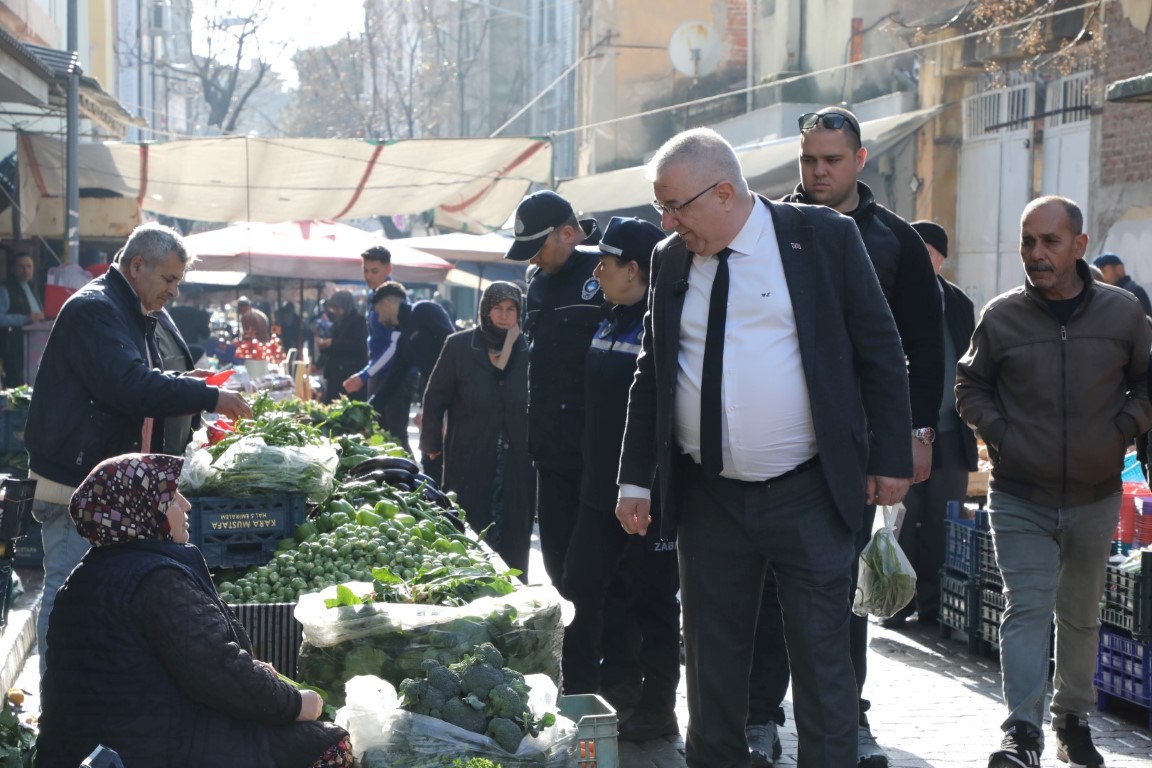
[{"left": 783, "top": 181, "right": 944, "bottom": 430}]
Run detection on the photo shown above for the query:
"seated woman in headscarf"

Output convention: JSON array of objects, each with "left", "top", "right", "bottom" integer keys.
[{"left": 36, "top": 453, "right": 352, "bottom": 768}]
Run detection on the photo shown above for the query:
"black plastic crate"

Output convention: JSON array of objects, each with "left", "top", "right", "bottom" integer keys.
[
  {"left": 939, "top": 569, "right": 981, "bottom": 653},
  {"left": 11, "top": 520, "right": 42, "bottom": 568},
  {"left": 1101, "top": 551, "right": 1152, "bottom": 642},
  {"left": 0, "top": 561, "right": 14, "bottom": 629},
  {"left": 976, "top": 528, "right": 1003, "bottom": 590},
  {"left": 228, "top": 601, "right": 302, "bottom": 679},
  {"left": 190, "top": 494, "right": 307, "bottom": 568},
  {"left": 978, "top": 587, "right": 1006, "bottom": 653},
  {"left": 0, "top": 476, "right": 36, "bottom": 540}
]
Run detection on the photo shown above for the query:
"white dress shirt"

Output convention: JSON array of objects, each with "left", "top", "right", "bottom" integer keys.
[
  {"left": 673, "top": 199, "right": 817, "bottom": 480},
  {"left": 620, "top": 200, "right": 818, "bottom": 500}
]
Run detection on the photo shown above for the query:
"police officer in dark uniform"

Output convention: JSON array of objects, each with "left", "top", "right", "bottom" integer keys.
[
  {"left": 561, "top": 217, "right": 681, "bottom": 742},
  {"left": 504, "top": 190, "right": 603, "bottom": 589}
]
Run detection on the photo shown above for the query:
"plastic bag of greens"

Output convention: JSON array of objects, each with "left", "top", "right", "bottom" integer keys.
[
  {"left": 337, "top": 675, "right": 576, "bottom": 768},
  {"left": 852, "top": 504, "right": 917, "bottom": 619},
  {"left": 180, "top": 435, "right": 338, "bottom": 501}
]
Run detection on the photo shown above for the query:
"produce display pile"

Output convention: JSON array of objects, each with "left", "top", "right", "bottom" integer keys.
[
  {"left": 396, "top": 644, "right": 555, "bottom": 754},
  {"left": 295, "top": 587, "right": 564, "bottom": 707}
]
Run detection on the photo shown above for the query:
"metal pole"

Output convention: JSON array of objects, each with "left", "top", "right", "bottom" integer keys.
[{"left": 65, "top": 0, "right": 80, "bottom": 265}]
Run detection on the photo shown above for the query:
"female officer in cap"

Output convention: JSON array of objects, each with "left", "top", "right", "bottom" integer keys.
[{"left": 561, "top": 217, "right": 682, "bottom": 742}]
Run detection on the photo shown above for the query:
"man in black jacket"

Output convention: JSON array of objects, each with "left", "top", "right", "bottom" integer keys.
[
  {"left": 884, "top": 221, "right": 978, "bottom": 627},
  {"left": 1093, "top": 252, "right": 1152, "bottom": 316},
  {"left": 0, "top": 250, "right": 45, "bottom": 387},
  {"left": 504, "top": 189, "right": 604, "bottom": 590},
  {"left": 746, "top": 107, "right": 944, "bottom": 768},
  {"left": 369, "top": 282, "right": 454, "bottom": 474},
  {"left": 26, "top": 222, "right": 252, "bottom": 675}
]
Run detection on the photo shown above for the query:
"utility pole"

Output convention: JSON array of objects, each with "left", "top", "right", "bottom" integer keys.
[{"left": 65, "top": 0, "right": 79, "bottom": 264}]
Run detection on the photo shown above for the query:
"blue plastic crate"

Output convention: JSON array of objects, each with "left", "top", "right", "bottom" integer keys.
[
  {"left": 1101, "top": 552, "right": 1152, "bottom": 642},
  {"left": 1096, "top": 626, "right": 1152, "bottom": 727},
  {"left": 976, "top": 527, "right": 1003, "bottom": 590},
  {"left": 11, "top": 519, "right": 42, "bottom": 567},
  {"left": 189, "top": 494, "right": 307, "bottom": 568},
  {"left": 944, "top": 518, "right": 979, "bottom": 578},
  {"left": 227, "top": 601, "right": 302, "bottom": 678}
]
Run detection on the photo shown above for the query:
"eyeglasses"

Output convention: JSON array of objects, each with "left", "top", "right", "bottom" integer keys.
[
  {"left": 798, "top": 112, "right": 861, "bottom": 138},
  {"left": 651, "top": 181, "right": 721, "bottom": 217}
]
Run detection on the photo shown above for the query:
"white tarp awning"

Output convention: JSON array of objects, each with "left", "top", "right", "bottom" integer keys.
[
  {"left": 556, "top": 108, "right": 939, "bottom": 216},
  {"left": 17, "top": 133, "right": 552, "bottom": 233}
]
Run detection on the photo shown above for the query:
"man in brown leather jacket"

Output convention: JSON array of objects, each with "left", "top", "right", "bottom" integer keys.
[{"left": 957, "top": 195, "right": 1152, "bottom": 768}]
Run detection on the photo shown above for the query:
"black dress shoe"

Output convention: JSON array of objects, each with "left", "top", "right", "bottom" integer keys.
[{"left": 617, "top": 709, "right": 679, "bottom": 742}]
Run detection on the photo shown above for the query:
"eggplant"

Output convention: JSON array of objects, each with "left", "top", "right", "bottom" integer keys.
[
  {"left": 350, "top": 455, "right": 420, "bottom": 478},
  {"left": 412, "top": 472, "right": 441, "bottom": 491}
]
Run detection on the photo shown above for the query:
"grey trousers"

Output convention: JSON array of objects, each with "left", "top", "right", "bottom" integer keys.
[{"left": 987, "top": 488, "right": 1117, "bottom": 741}]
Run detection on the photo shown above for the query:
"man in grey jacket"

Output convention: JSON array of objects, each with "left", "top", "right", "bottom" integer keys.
[{"left": 957, "top": 195, "right": 1152, "bottom": 768}]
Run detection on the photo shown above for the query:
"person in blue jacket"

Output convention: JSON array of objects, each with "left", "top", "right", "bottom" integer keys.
[{"left": 561, "top": 217, "right": 682, "bottom": 742}]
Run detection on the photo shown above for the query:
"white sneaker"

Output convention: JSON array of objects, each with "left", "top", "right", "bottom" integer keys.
[
  {"left": 747, "top": 722, "right": 782, "bottom": 767},
  {"left": 858, "top": 724, "right": 889, "bottom": 767}
]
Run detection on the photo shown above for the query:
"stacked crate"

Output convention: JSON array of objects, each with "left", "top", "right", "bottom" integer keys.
[
  {"left": 1096, "top": 549, "right": 1152, "bottom": 725},
  {"left": 939, "top": 502, "right": 985, "bottom": 654},
  {"left": 0, "top": 475, "right": 36, "bottom": 628}
]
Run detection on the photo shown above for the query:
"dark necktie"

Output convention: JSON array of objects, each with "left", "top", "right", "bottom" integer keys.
[{"left": 699, "top": 247, "right": 732, "bottom": 477}]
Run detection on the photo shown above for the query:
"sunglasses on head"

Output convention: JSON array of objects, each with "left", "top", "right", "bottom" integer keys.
[{"left": 798, "top": 112, "right": 861, "bottom": 138}]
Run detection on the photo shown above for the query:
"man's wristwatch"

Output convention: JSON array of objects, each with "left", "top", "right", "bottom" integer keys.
[{"left": 912, "top": 427, "right": 936, "bottom": 445}]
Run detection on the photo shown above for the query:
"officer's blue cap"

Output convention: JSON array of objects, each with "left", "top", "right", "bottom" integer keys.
[
  {"left": 598, "top": 217, "right": 664, "bottom": 271},
  {"left": 1094, "top": 253, "right": 1123, "bottom": 268}
]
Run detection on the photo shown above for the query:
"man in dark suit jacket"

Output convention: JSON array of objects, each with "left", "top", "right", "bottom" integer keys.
[
  {"left": 885, "top": 221, "right": 979, "bottom": 627},
  {"left": 615, "top": 128, "right": 913, "bottom": 767}
]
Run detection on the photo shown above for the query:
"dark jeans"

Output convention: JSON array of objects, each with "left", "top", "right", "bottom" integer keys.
[
  {"left": 370, "top": 369, "right": 418, "bottom": 455},
  {"left": 561, "top": 502, "right": 680, "bottom": 713},
  {"left": 896, "top": 432, "right": 970, "bottom": 620},
  {"left": 749, "top": 505, "right": 877, "bottom": 728},
  {"left": 679, "top": 460, "right": 858, "bottom": 768},
  {"left": 536, "top": 463, "right": 583, "bottom": 590}
]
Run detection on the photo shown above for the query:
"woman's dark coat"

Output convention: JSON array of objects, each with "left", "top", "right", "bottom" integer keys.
[{"left": 420, "top": 327, "right": 535, "bottom": 573}]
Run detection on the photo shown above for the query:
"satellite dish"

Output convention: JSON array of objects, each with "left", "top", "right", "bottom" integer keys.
[{"left": 668, "top": 21, "right": 722, "bottom": 79}]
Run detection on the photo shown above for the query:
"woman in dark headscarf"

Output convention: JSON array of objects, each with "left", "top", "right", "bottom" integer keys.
[
  {"left": 420, "top": 281, "right": 535, "bottom": 578},
  {"left": 37, "top": 453, "right": 351, "bottom": 768},
  {"left": 315, "top": 289, "right": 368, "bottom": 404}
]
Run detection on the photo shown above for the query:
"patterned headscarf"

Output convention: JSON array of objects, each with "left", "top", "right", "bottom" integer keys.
[
  {"left": 69, "top": 454, "right": 185, "bottom": 547},
  {"left": 479, "top": 281, "right": 524, "bottom": 350}
]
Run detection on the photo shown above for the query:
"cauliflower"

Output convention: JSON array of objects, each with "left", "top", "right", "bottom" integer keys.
[
  {"left": 485, "top": 716, "right": 525, "bottom": 754},
  {"left": 422, "top": 658, "right": 462, "bottom": 698},
  {"left": 460, "top": 662, "right": 504, "bottom": 700},
  {"left": 443, "top": 696, "right": 489, "bottom": 734},
  {"left": 487, "top": 683, "right": 527, "bottom": 720}
]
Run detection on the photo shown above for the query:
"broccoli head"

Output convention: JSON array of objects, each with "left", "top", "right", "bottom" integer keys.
[
  {"left": 474, "top": 642, "right": 505, "bottom": 669},
  {"left": 443, "top": 696, "right": 489, "bottom": 734},
  {"left": 485, "top": 716, "right": 525, "bottom": 754},
  {"left": 487, "top": 683, "right": 528, "bottom": 720},
  {"left": 460, "top": 662, "right": 504, "bottom": 700},
  {"left": 398, "top": 677, "right": 449, "bottom": 718},
  {"left": 422, "top": 658, "right": 463, "bottom": 698}
]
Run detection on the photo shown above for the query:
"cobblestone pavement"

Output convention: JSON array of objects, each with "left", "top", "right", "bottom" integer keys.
[{"left": 616, "top": 619, "right": 1152, "bottom": 768}]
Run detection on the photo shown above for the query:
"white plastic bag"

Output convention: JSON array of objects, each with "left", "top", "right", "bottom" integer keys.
[
  {"left": 178, "top": 435, "right": 338, "bottom": 501},
  {"left": 336, "top": 674, "right": 577, "bottom": 768},
  {"left": 852, "top": 504, "right": 917, "bottom": 619},
  {"left": 294, "top": 584, "right": 566, "bottom": 706}
]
